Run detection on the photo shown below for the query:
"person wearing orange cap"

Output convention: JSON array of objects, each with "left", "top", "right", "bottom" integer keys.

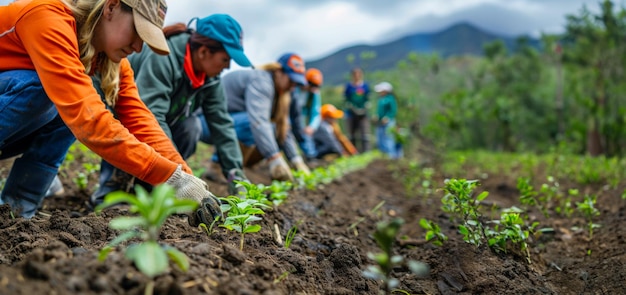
[
  {"left": 0, "top": 0, "right": 221, "bottom": 225},
  {"left": 290, "top": 68, "right": 323, "bottom": 161},
  {"left": 313, "top": 104, "right": 358, "bottom": 159},
  {"left": 201, "top": 53, "right": 311, "bottom": 181}
]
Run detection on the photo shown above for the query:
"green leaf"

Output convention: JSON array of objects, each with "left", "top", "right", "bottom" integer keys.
[
  {"left": 477, "top": 191, "right": 489, "bottom": 201},
  {"left": 98, "top": 246, "right": 114, "bottom": 262},
  {"left": 109, "top": 216, "right": 148, "bottom": 231},
  {"left": 95, "top": 191, "right": 138, "bottom": 214},
  {"left": 106, "top": 230, "right": 142, "bottom": 248},
  {"left": 126, "top": 242, "right": 168, "bottom": 278},
  {"left": 164, "top": 246, "right": 190, "bottom": 272},
  {"left": 408, "top": 260, "right": 429, "bottom": 276},
  {"left": 243, "top": 224, "right": 262, "bottom": 233}
]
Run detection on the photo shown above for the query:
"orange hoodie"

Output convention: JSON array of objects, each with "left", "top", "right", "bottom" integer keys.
[{"left": 0, "top": 0, "right": 191, "bottom": 184}]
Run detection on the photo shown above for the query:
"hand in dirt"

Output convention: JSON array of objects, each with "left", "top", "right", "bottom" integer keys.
[
  {"left": 166, "top": 165, "right": 224, "bottom": 225},
  {"left": 187, "top": 193, "right": 223, "bottom": 227},
  {"left": 269, "top": 156, "right": 294, "bottom": 181}
]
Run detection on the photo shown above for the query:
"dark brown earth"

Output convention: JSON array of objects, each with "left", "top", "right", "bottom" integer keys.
[{"left": 0, "top": 147, "right": 625, "bottom": 295}]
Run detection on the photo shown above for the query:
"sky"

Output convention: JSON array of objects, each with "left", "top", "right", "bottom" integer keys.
[{"left": 0, "top": 0, "right": 612, "bottom": 69}]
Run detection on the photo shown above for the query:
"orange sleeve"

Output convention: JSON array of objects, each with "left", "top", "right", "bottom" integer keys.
[
  {"left": 12, "top": 4, "right": 181, "bottom": 184},
  {"left": 332, "top": 123, "right": 358, "bottom": 156},
  {"left": 115, "top": 61, "right": 193, "bottom": 174}
]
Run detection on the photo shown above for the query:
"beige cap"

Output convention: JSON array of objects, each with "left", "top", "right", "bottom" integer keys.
[{"left": 121, "top": 0, "right": 169, "bottom": 55}]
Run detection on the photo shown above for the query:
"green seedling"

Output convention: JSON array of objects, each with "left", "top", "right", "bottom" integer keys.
[
  {"left": 538, "top": 176, "right": 561, "bottom": 218},
  {"left": 576, "top": 194, "right": 600, "bottom": 240},
  {"left": 555, "top": 189, "right": 577, "bottom": 217},
  {"left": 517, "top": 177, "right": 546, "bottom": 217},
  {"left": 234, "top": 181, "right": 273, "bottom": 207},
  {"left": 284, "top": 221, "right": 302, "bottom": 249},
  {"left": 419, "top": 218, "right": 447, "bottom": 246},
  {"left": 348, "top": 200, "right": 385, "bottom": 236},
  {"left": 487, "top": 209, "right": 538, "bottom": 264},
  {"left": 621, "top": 189, "right": 626, "bottom": 200},
  {"left": 265, "top": 180, "right": 293, "bottom": 207},
  {"left": 363, "top": 218, "right": 429, "bottom": 295},
  {"left": 441, "top": 179, "right": 488, "bottom": 247},
  {"left": 198, "top": 216, "right": 220, "bottom": 237},
  {"left": 220, "top": 195, "right": 270, "bottom": 250},
  {"left": 96, "top": 184, "right": 197, "bottom": 294}
]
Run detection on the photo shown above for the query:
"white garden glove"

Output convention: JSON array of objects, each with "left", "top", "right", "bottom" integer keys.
[
  {"left": 268, "top": 156, "right": 293, "bottom": 181},
  {"left": 290, "top": 156, "right": 311, "bottom": 174},
  {"left": 166, "top": 165, "right": 223, "bottom": 226}
]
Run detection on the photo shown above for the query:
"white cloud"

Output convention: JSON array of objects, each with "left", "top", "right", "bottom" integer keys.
[{"left": 1, "top": 0, "right": 603, "bottom": 68}]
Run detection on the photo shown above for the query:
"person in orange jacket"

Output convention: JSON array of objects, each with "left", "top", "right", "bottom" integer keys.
[
  {"left": 313, "top": 104, "right": 358, "bottom": 159},
  {"left": 0, "top": 0, "right": 221, "bottom": 224}
]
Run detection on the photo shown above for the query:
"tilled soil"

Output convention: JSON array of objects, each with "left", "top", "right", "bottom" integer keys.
[{"left": 0, "top": 158, "right": 625, "bottom": 295}]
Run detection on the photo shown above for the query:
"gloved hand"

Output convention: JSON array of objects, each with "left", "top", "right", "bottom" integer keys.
[
  {"left": 166, "top": 165, "right": 223, "bottom": 226},
  {"left": 227, "top": 169, "right": 249, "bottom": 197},
  {"left": 268, "top": 155, "right": 293, "bottom": 181},
  {"left": 291, "top": 156, "right": 311, "bottom": 174}
]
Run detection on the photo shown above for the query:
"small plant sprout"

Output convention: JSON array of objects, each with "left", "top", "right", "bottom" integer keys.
[
  {"left": 487, "top": 207, "right": 538, "bottom": 264},
  {"left": 95, "top": 184, "right": 198, "bottom": 295},
  {"left": 198, "top": 215, "right": 221, "bottom": 237},
  {"left": 441, "top": 179, "right": 488, "bottom": 247},
  {"left": 220, "top": 195, "right": 270, "bottom": 250},
  {"left": 576, "top": 194, "right": 600, "bottom": 240},
  {"left": 419, "top": 218, "right": 447, "bottom": 246},
  {"left": 363, "top": 218, "right": 429, "bottom": 294},
  {"left": 517, "top": 177, "right": 546, "bottom": 216},
  {"left": 284, "top": 220, "right": 302, "bottom": 249}
]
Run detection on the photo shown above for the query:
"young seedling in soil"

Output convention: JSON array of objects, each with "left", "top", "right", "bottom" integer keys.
[
  {"left": 576, "top": 194, "right": 600, "bottom": 240},
  {"left": 220, "top": 195, "right": 270, "bottom": 250},
  {"left": 419, "top": 218, "right": 447, "bottom": 246},
  {"left": 363, "top": 218, "right": 429, "bottom": 294},
  {"left": 262, "top": 180, "right": 293, "bottom": 207},
  {"left": 198, "top": 216, "right": 221, "bottom": 237},
  {"left": 234, "top": 181, "right": 273, "bottom": 207},
  {"left": 95, "top": 184, "right": 198, "bottom": 295},
  {"left": 284, "top": 220, "right": 302, "bottom": 249},
  {"left": 348, "top": 200, "right": 386, "bottom": 236},
  {"left": 441, "top": 179, "right": 488, "bottom": 247},
  {"left": 517, "top": 177, "right": 546, "bottom": 216},
  {"left": 487, "top": 208, "right": 538, "bottom": 264}
]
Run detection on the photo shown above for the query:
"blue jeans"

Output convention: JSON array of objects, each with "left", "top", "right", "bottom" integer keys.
[
  {"left": 200, "top": 112, "right": 254, "bottom": 163},
  {"left": 0, "top": 70, "right": 76, "bottom": 217},
  {"left": 376, "top": 120, "right": 398, "bottom": 159}
]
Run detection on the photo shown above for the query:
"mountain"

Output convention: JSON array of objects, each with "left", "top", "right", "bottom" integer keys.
[{"left": 306, "top": 22, "right": 541, "bottom": 86}]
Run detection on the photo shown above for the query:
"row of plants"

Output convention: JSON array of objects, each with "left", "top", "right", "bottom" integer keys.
[
  {"left": 395, "top": 150, "right": 614, "bottom": 264},
  {"left": 94, "top": 151, "right": 382, "bottom": 294}
]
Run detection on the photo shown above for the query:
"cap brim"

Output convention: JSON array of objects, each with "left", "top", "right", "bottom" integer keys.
[
  {"left": 134, "top": 10, "right": 169, "bottom": 55},
  {"left": 288, "top": 73, "right": 307, "bottom": 86},
  {"left": 224, "top": 45, "right": 252, "bottom": 67},
  {"left": 331, "top": 110, "right": 344, "bottom": 119}
]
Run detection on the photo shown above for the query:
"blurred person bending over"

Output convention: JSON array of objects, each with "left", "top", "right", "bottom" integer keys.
[
  {"left": 0, "top": 0, "right": 221, "bottom": 225},
  {"left": 91, "top": 14, "right": 253, "bottom": 205},
  {"left": 343, "top": 67, "right": 371, "bottom": 152},
  {"left": 314, "top": 104, "right": 358, "bottom": 160},
  {"left": 201, "top": 53, "right": 311, "bottom": 181},
  {"left": 289, "top": 68, "right": 323, "bottom": 162}
]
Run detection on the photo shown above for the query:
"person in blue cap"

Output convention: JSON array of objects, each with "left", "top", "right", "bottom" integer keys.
[
  {"left": 200, "top": 53, "right": 311, "bottom": 181},
  {"left": 91, "top": 14, "right": 253, "bottom": 206}
]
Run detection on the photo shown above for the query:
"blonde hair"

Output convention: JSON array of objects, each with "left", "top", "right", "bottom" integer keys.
[
  {"left": 62, "top": 0, "right": 121, "bottom": 107},
  {"left": 258, "top": 62, "right": 291, "bottom": 144}
]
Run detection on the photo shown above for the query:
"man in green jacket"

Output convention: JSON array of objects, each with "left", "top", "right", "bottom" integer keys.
[{"left": 91, "top": 14, "right": 252, "bottom": 206}]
